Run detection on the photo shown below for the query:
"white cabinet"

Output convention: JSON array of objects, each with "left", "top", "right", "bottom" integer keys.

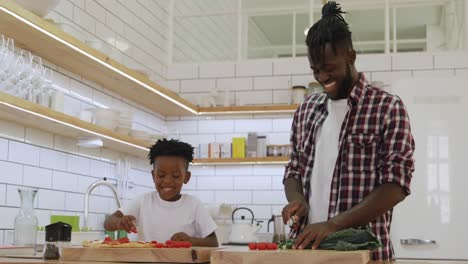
[{"left": 391, "top": 78, "right": 468, "bottom": 260}]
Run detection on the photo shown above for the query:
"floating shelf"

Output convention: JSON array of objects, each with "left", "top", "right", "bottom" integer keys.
[
  {"left": 0, "top": 91, "right": 150, "bottom": 158},
  {"left": 0, "top": 0, "right": 197, "bottom": 116},
  {"left": 192, "top": 157, "right": 288, "bottom": 165},
  {"left": 197, "top": 105, "right": 299, "bottom": 115}
]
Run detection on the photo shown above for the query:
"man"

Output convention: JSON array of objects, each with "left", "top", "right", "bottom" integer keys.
[{"left": 281, "top": 1, "right": 415, "bottom": 260}]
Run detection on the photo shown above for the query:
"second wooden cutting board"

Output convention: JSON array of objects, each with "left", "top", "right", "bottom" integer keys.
[
  {"left": 61, "top": 247, "right": 216, "bottom": 263},
  {"left": 211, "top": 247, "right": 370, "bottom": 264}
]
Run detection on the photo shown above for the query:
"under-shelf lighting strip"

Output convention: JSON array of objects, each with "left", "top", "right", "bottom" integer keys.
[
  {"left": 0, "top": 5, "right": 198, "bottom": 115},
  {"left": 0, "top": 101, "right": 149, "bottom": 152}
]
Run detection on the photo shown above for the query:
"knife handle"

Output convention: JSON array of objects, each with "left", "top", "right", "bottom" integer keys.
[{"left": 400, "top": 238, "right": 437, "bottom": 245}]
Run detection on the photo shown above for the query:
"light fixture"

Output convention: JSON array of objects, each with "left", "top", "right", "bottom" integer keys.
[{"left": 77, "top": 137, "right": 103, "bottom": 148}]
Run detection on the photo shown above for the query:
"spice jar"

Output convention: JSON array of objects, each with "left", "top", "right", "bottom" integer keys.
[{"left": 43, "top": 223, "right": 60, "bottom": 260}]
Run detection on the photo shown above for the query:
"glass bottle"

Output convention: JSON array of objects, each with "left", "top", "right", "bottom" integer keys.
[{"left": 14, "top": 188, "right": 38, "bottom": 254}]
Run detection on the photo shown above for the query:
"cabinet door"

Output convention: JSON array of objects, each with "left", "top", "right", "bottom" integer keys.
[{"left": 391, "top": 78, "right": 468, "bottom": 260}]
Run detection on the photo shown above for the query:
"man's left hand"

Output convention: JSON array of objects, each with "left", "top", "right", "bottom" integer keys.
[
  {"left": 293, "top": 221, "right": 340, "bottom": 250},
  {"left": 171, "top": 232, "right": 192, "bottom": 242}
]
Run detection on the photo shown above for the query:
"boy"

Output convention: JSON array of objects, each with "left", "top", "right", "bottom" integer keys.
[{"left": 104, "top": 139, "right": 218, "bottom": 247}]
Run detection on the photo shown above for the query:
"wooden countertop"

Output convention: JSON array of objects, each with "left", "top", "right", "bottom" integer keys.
[{"left": 1, "top": 257, "right": 467, "bottom": 264}]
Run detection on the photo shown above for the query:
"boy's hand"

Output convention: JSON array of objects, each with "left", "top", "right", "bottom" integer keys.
[
  {"left": 117, "top": 215, "right": 137, "bottom": 233},
  {"left": 171, "top": 232, "right": 192, "bottom": 243}
]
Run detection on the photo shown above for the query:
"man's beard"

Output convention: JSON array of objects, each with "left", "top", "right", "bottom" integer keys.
[{"left": 334, "top": 64, "right": 353, "bottom": 100}]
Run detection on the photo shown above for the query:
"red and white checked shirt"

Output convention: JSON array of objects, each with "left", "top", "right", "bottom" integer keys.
[{"left": 284, "top": 73, "right": 415, "bottom": 260}]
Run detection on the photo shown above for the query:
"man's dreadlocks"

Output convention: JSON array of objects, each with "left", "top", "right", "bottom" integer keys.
[{"left": 306, "top": 1, "right": 352, "bottom": 64}]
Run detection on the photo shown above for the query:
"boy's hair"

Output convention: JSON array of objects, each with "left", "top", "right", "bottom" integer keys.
[
  {"left": 306, "top": 1, "right": 353, "bottom": 64},
  {"left": 148, "top": 138, "right": 194, "bottom": 166}
]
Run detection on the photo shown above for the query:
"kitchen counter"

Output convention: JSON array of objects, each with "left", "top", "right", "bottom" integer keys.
[{"left": 1, "top": 257, "right": 467, "bottom": 264}]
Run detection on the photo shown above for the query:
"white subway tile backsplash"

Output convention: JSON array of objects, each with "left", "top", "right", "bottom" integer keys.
[
  {"left": 272, "top": 175, "right": 285, "bottom": 190},
  {"left": 455, "top": 69, "right": 468, "bottom": 76},
  {"left": 67, "top": 155, "right": 91, "bottom": 175},
  {"left": 371, "top": 71, "right": 412, "bottom": 87},
  {"left": 0, "top": 120, "right": 25, "bottom": 141},
  {"left": 392, "top": 54, "right": 433, "bottom": 70},
  {"left": 39, "top": 148, "right": 68, "bottom": 171},
  {"left": 38, "top": 189, "right": 65, "bottom": 210},
  {"left": 185, "top": 191, "right": 215, "bottom": 203},
  {"left": 166, "top": 80, "right": 180, "bottom": 93},
  {"left": 101, "top": 148, "right": 119, "bottom": 163},
  {"left": 64, "top": 192, "right": 85, "bottom": 212},
  {"left": 189, "top": 166, "right": 215, "bottom": 177},
  {"left": 252, "top": 191, "right": 286, "bottom": 205},
  {"left": 215, "top": 165, "right": 252, "bottom": 176},
  {"left": 78, "top": 147, "right": 101, "bottom": 160},
  {"left": 253, "top": 165, "right": 285, "bottom": 176},
  {"left": 434, "top": 53, "right": 468, "bottom": 69},
  {"left": 23, "top": 166, "right": 52, "bottom": 189},
  {"left": 291, "top": 74, "right": 315, "bottom": 87},
  {"left": 73, "top": 5, "right": 95, "bottom": 33},
  {"left": 273, "top": 90, "right": 291, "bottom": 105},
  {"left": 356, "top": 54, "right": 391, "bottom": 72},
  {"left": 412, "top": 69, "right": 454, "bottom": 79},
  {"left": 0, "top": 207, "right": 17, "bottom": 229},
  {"left": 264, "top": 132, "right": 290, "bottom": 145},
  {"left": 198, "top": 120, "right": 234, "bottom": 134},
  {"left": 52, "top": 171, "right": 78, "bottom": 192},
  {"left": 236, "top": 60, "right": 273, "bottom": 77},
  {"left": 217, "top": 77, "right": 253, "bottom": 91},
  {"left": 89, "top": 195, "right": 110, "bottom": 214},
  {"left": 272, "top": 119, "right": 293, "bottom": 132},
  {"left": 197, "top": 176, "right": 233, "bottom": 190},
  {"left": 166, "top": 121, "right": 198, "bottom": 134},
  {"left": 180, "top": 79, "right": 216, "bottom": 93},
  {"left": 90, "top": 160, "right": 111, "bottom": 178},
  {"left": 215, "top": 191, "right": 251, "bottom": 204},
  {"left": 70, "top": 79, "right": 94, "bottom": 103},
  {"left": 235, "top": 119, "right": 273, "bottom": 133},
  {"left": 77, "top": 176, "right": 100, "bottom": 194},
  {"left": 254, "top": 76, "right": 291, "bottom": 90},
  {"left": 8, "top": 141, "right": 40, "bottom": 166},
  {"left": 6, "top": 185, "right": 21, "bottom": 207},
  {"left": 236, "top": 205, "right": 272, "bottom": 220},
  {"left": 200, "top": 63, "right": 235, "bottom": 78},
  {"left": 273, "top": 57, "right": 310, "bottom": 75},
  {"left": 92, "top": 90, "right": 113, "bottom": 108},
  {"left": 36, "top": 209, "right": 51, "bottom": 227},
  {"left": 235, "top": 90, "right": 273, "bottom": 105},
  {"left": 0, "top": 138, "right": 7, "bottom": 160},
  {"left": 167, "top": 64, "right": 199, "bottom": 80},
  {"left": 25, "top": 128, "right": 54, "bottom": 148},
  {"left": 179, "top": 134, "right": 216, "bottom": 145},
  {"left": 0, "top": 184, "right": 5, "bottom": 205},
  {"left": 0, "top": 161, "right": 23, "bottom": 185},
  {"left": 63, "top": 95, "right": 82, "bottom": 118},
  {"left": 234, "top": 176, "right": 271, "bottom": 190},
  {"left": 184, "top": 176, "right": 197, "bottom": 190},
  {"left": 85, "top": 0, "right": 106, "bottom": 23}
]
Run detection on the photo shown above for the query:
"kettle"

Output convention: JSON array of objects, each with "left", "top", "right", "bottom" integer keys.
[
  {"left": 228, "top": 207, "right": 262, "bottom": 243},
  {"left": 267, "top": 215, "right": 286, "bottom": 243}
]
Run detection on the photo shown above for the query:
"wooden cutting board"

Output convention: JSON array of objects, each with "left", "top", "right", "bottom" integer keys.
[
  {"left": 211, "top": 247, "right": 370, "bottom": 264},
  {"left": 61, "top": 247, "right": 216, "bottom": 263}
]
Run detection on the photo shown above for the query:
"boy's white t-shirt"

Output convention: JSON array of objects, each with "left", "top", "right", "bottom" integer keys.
[
  {"left": 308, "top": 98, "right": 349, "bottom": 224},
  {"left": 120, "top": 192, "right": 217, "bottom": 242}
]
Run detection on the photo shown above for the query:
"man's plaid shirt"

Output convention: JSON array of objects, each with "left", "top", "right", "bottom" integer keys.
[{"left": 284, "top": 73, "right": 415, "bottom": 260}]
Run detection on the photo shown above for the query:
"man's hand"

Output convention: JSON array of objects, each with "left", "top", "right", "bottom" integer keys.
[
  {"left": 282, "top": 199, "right": 309, "bottom": 225},
  {"left": 171, "top": 232, "right": 193, "bottom": 243},
  {"left": 117, "top": 215, "right": 137, "bottom": 233},
  {"left": 293, "top": 221, "right": 339, "bottom": 250}
]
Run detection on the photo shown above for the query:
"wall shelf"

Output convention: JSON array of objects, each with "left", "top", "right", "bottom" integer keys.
[
  {"left": 0, "top": 91, "right": 150, "bottom": 158},
  {"left": 192, "top": 157, "right": 288, "bottom": 165},
  {"left": 197, "top": 104, "right": 299, "bottom": 115},
  {"left": 0, "top": 0, "right": 197, "bottom": 116}
]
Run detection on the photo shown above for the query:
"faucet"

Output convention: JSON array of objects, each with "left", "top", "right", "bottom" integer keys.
[{"left": 83, "top": 177, "right": 122, "bottom": 230}]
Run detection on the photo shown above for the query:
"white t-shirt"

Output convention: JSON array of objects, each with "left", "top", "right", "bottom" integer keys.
[
  {"left": 120, "top": 192, "right": 217, "bottom": 242},
  {"left": 308, "top": 98, "right": 349, "bottom": 224}
]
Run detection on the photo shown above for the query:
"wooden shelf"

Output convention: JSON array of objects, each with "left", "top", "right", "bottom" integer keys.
[
  {"left": 197, "top": 105, "right": 299, "bottom": 115},
  {"left": 0, "top": 0, "right": 197, "bottom": 116},
  {"left": 192, "top": 156, "right": 288, "bottom": 165},
  {"left": 0, "top": 91, "right": 150, "bottom": 158}
]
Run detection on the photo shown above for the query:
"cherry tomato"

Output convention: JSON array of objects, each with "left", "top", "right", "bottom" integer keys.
[
  {"left": 117, "top": 237, "right": 130, "bottom": 244},
  {"left": 248, "top": 243, "right": 257, "bottom": 250},
  {"left": 256, "top": 243, "right": 267, "bottom": 250},
  {"left": 267, "top": 243, "right": 277, "bottom": 250}
]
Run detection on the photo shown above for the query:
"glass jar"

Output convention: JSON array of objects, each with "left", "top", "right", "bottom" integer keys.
[{"left": 14, "top": 188, "right": 38, "bottom": 255}]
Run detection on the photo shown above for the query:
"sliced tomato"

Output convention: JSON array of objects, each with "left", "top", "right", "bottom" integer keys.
[
  {"left": 248, "top": 243, "right": 257, "bottom": 250},
  {"left": 165, "top": 240, "right": 175, "bottom": 245},
  {"left": 151, "top": 240, "right": 158, "bottom": 244},
  {"left": 103, "top": 236, "right": 112, "bottom": 243},
  {"left": 117, "top": 237, "right": 130, "bottom": 244}
]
